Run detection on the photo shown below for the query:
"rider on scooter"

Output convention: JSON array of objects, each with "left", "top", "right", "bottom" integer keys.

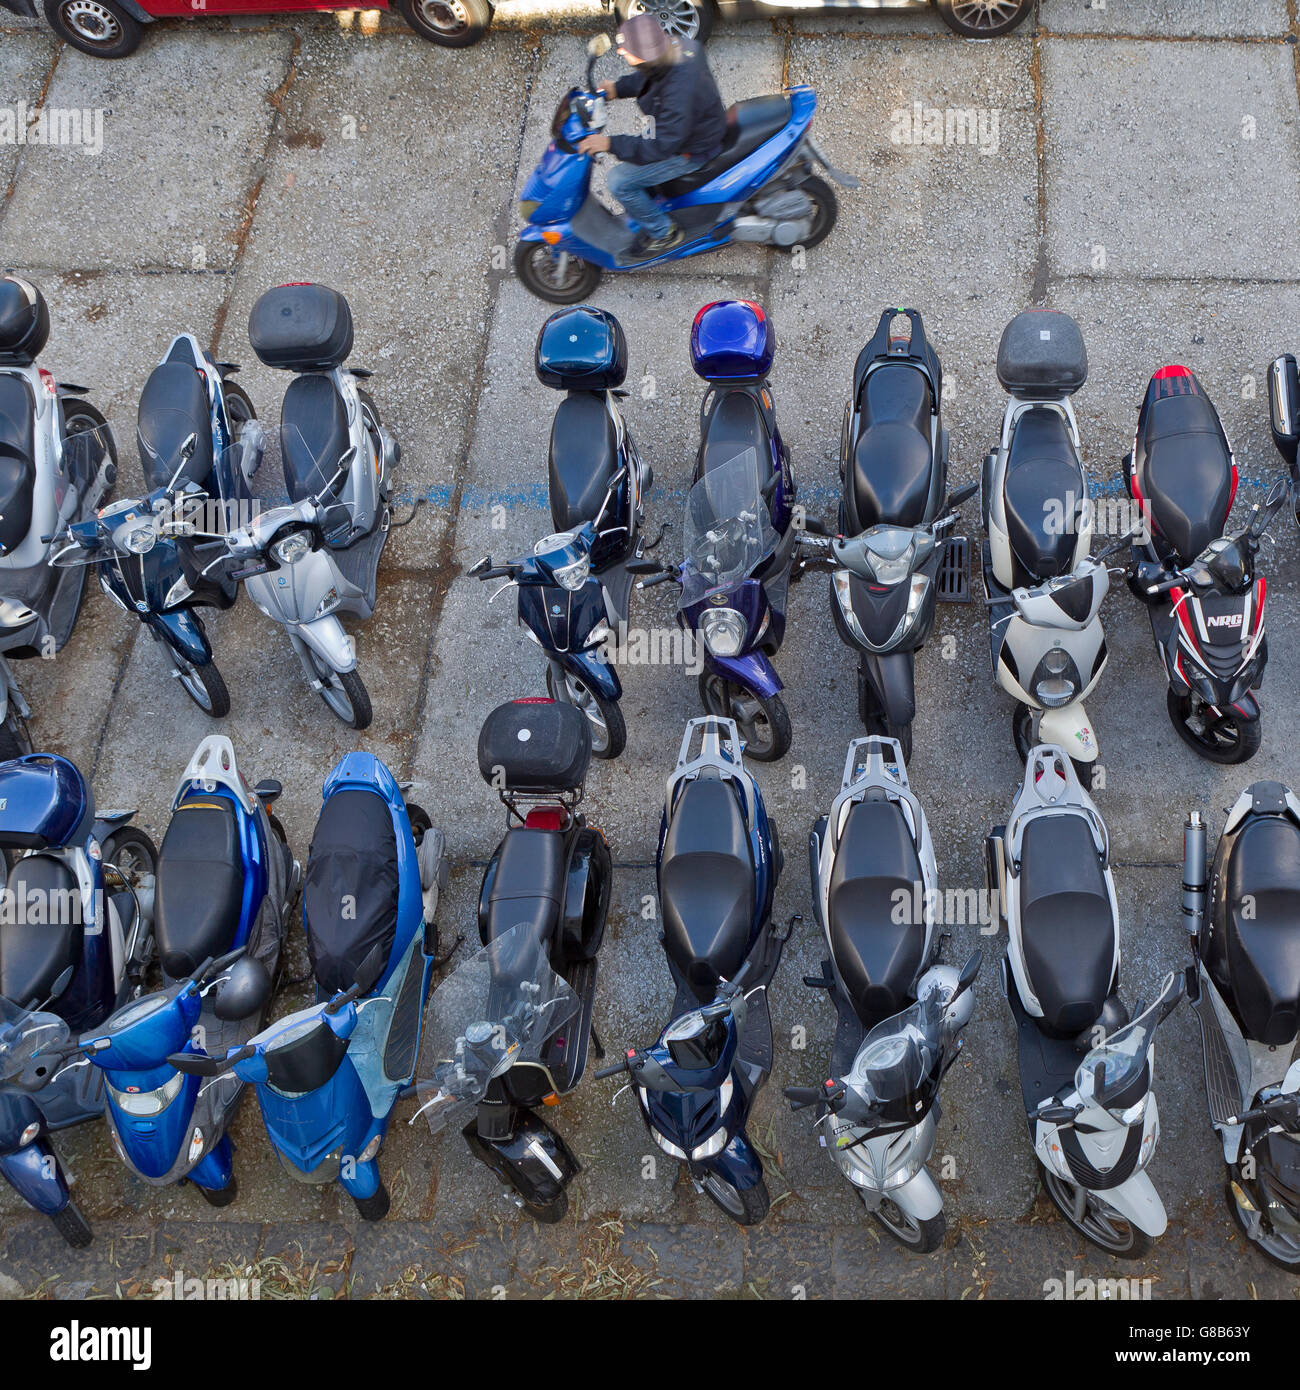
[{"left": 578, "top": 14, "right": 727, "bottom": 258}]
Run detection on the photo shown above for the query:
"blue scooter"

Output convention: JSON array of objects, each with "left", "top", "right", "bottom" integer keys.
[
  {"left": 513, "top": 34, "right": 857, "bottom": 304},
  {"left": 50, "top": 737, "right": 297, "bottom": 1205},
  {"left": 470, "top": 510, "right": 630, "bottom": 760},
  {"left": 169, "top": 751, "right": 449, "bottom": 1219},
  {"left": 594, "top": 717, "right": 793, "bottom": 1224},
  {"left": 0, "top": 754, "right": 156, "bottom": 1246},
  {"left": 50, "top": 332, "right": 263, "bottom": 718},
  {"left": 632, "top": 300, "right": 798, "bottom": 761}
]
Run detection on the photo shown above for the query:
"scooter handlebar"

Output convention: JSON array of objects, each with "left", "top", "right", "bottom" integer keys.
[{"left": 593, "top": 1059, "right": 629, "bottom": 1081}]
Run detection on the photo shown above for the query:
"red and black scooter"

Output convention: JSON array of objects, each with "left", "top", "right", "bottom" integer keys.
[{"left": 1123, "top": 365, "right": 1287, "bottom": 764}]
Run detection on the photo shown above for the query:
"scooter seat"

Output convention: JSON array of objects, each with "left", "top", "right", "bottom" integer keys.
[
  {"left": 281, "top": 374, "right": 348, "bottom": 503},
  {"left": 700, "top": 389, "right": 770, "bottom": 476},
  {"left": 1134, "top": 372, "right": 1234, "bottom": 566},
  {"left": 1003, "top": 409, "right": 1085, "bottom": 581},
  {"left": 660, "top": 773, "right": 754, "bottom": 999},
  {"left": 305, "top": 789, "right": 399, "bottom": 994},
  {"left": 0, "top": 376, "right": 36, "bottom": 554},
  {"left": 828, "top": 796, "right": 925, "bottom": 1028},
  {"left": 483, "top": 827, "right": 566, "bottom": 946},
  {"left": 1222, "top": 814, "right": 1300, "bottom": 1045},
  {"left": 137, "top": 361, "right": 214, "bottom": 491},
  {"left": 0, "top": 855, "right": 82, "bottom": 1007},
  {"left": 1019, "top": 815, "right": 1114, "bottom": 1035},
  {"left": 847, "top": 364, "right": 934, "bottom": 532},
  {"left": 155, "top": 800, "right": 245, "bottom": 978},
  {"left": 548, "top": 392, "right": 618, "bottom": 531},
  {"left": 653, "top": 95, "right": 794, "bottom": 199}
]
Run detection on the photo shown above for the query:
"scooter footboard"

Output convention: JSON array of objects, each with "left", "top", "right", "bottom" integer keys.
[{"left": 463, "top": 1108, "right": 580, "bottom": 1208}]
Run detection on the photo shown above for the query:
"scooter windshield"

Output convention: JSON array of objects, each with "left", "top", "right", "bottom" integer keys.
[
  {"left": 849, "top": 993, "right": 944, "bottom": 1119},
  {"left": 412, "top": 923, "right": 580, "bottom": 1136},
  {"left": 681, "top": 451, "right": 777, "bottom": 606},
  {"left": 1074, "top": 971, "right": 1181, "bottom": 1110}
]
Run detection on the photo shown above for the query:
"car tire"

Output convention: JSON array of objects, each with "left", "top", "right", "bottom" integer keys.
[
  {"left": 934, "top": 0, "right": 1033, "bottom": 38},
  {"left": 397, "top": 0, "right": 492, "bottom": 48},
  {"left": 43, "top": 0, "right": 143, "bottom": 57},
  {"left": 616, "top": 0, "right": 715, "bottom": 42}
]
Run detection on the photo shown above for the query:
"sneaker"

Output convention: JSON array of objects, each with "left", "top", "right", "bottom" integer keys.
[{"left": 632, "top": 223, "right": 685, "bottom": 257}]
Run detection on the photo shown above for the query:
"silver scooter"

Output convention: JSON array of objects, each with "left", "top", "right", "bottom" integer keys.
[
  {"left": 794, "top": 735, "right": 974, "bottom": 1250},
  {"left": 987, "top": 744, "right": 1182, "bottom": 1257}
]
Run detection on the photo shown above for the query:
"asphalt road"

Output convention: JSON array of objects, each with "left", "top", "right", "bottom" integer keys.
[{"left": 2, "top": 0, "right": 1300, "bottom": 1300}]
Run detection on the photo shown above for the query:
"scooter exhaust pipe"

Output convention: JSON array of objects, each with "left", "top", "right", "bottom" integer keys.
[{"left": 1182, "top": 810, "right": 1207, "bottom": 939}]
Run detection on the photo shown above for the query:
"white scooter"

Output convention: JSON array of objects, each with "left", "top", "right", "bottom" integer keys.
[
  {"left": 987, "top": 744, "right": 1182, "bottom": 1257},
  {"left": 0, "top": 275, "right": 117, "bottom": 751},
  {"left": 982, "top": 310, "right": 1113, "bottom": 776},
  {"left": 793, "top": 735, "right": 977, "bottom": 1250}
]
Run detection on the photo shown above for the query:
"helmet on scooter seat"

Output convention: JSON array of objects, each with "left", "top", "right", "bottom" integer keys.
[
  {"left": 0, "top": 277, "right": 50, "bottom": 366},
  {"left": 690, "top": 301, "right": 774, "bottom": 383}
]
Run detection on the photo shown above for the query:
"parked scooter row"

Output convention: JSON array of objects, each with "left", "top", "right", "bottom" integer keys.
[{"left": 2, "top": 275, "right": 402, "bottom": 735}]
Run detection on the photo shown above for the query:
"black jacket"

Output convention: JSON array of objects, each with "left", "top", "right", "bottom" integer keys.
[{"left": 610, "top": 41, "right": 727, "bottom": 166}]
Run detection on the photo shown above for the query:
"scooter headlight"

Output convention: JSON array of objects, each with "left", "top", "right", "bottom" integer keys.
[
  {"left": 1032, "top": 646, "right": 1080, "bottom": 708},
  {"left": 554, "top": 555, "right": 590, "bottom": 591},
  {"left": 273, "top": 529, "right": 313, "bottom": 566},
  {"left": 107, "top": 1070, "right": 185, "bottom": 1117},
  {"left": 648, "top": 1126, "right": 688, "bottom": 1161},
  {"left": 701, "top": 606, "right": 746, "bottom": 657},
  {"left": 690, "top": 1128, "right": 730, "bottom": 1160},
  {"left": 123, "top": 523, "right": 156, "bottom": 555}
]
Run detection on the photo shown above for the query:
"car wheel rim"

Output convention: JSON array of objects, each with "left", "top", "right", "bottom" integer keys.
[
  {"left": 416, "top": 0, "right": 467, "bottom": 32},
  {"left": 949, "top": 0, "right": 1022, "bottom": 29},
  {"left": 61, "top": 0, "right": 121, "bottom": 41},
  {"left": 630, "top": 0, "right": 700, "bottom": 37}
]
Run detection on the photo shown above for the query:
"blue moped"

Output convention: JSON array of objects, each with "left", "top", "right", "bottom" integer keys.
[
  {"left": 170, "top": 751, "right": 449, "bottom": 1219},
  {"left": 50, "top": 737, "right": 297, "bottom": 1205},
  {"left": 594, "top": 716, "right": 793, "bottom": 1224},
  {"left": 0, "top": 754, "right": 156, "bottom": 1246},
  {"left": 513, "top": 34, "right": 857, "bottom": 304},
  {"left": 50, "top": 332, "right": 263, "bottom": 717}
]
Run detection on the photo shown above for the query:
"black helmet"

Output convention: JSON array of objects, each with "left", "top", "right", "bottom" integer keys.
[{"left": 0, "top": 276, "right": 50, "bottom": 366}]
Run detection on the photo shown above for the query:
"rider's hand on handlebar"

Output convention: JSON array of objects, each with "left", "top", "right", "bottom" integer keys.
[
  {"left": 599, "top": 80, "right": 618, "bottom": 100},
  {"left": 577, "top": 133, "right": 611, "bottom": 155}
]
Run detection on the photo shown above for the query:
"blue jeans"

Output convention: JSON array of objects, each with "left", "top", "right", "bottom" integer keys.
[{"left": 606, "top": 155, "right": 694, "bottom": 239}]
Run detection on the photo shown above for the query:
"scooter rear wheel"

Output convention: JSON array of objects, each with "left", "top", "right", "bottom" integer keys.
[
  {"left": 513, "top": 241, "right": 602, "bottom": 306},
  {"left": 51, "top": 1202, "right": 93, "bottom": 1249},
  {"left": 774, "top": 174, "right": 837, "bottom": 253},
  {"left": 1166, "top": 689, "right": 1262, "bottom": 764},
  {"left": 868, "top": 1195, "right": 945, "bottom": 1253},
  {"left": 1041, "top": 1167, "right": 1152, "bottom": 1259}
]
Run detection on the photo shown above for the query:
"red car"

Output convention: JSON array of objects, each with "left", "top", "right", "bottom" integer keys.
[{"left": 12, "top": 0, "right": 1031, "bottom": 59}]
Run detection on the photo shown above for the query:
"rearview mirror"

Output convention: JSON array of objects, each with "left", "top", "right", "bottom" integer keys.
[
  {"left": 468, "top": 556, "right": 491, "bottom": 577},
  {"left": 945, "top": 481, "right": 978, "bottom": 510},
  {"left": 167, "top": 1051, "right": 226, "bottom": 1077},
  {"left": 319, "top": 502, "right": 352, "bottom": 543},
  {"left": 587, "top": 32, "right": 612, "bottom": 56},
  {"left": 955, "top": 950, "right": 982, "bottom": 997},
  {"left": 213, "top": 957, "right": 273, "bottom": 1023},
  {"left": 354, "top": 942, "right": 387, "bottom": 997},
  {"left": 1037, "top": 1105, "right": 1078, "bottom": 1125},
  {"left": 179, "top": 433, "right": 197, "bottom": 464},
  {"left": 1268, "top": 354, "right": 1300, "bottom": 464}
]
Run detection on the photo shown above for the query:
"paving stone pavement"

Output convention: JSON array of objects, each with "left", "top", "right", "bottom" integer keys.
[{"left": 2, "top": 0, "right": 1300, "bottom": 1300}]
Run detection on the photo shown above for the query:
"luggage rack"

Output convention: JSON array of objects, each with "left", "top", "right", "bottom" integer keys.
[{"left": 496, "top": 782, "right": 584, "bottom": 828}]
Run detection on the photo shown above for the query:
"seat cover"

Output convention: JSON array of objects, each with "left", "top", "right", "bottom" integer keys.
[
  {"left": 847, "top": 364, "right": 934, "bottom": 532},
  {"left": 0, "top": 856, "right": 81, "bottom": 1005},
  {"left": 305, "top": 789, "right": 399, "bottom": 994},
  {"left": 483, "top": 828, "right": 567, "bottom": 945},
  {"left": 137, "top": 361, "right": 214, "bottom": 490},
  {"left": 660, "top": 774, "right": 754, "bottom": 997},
  {"left": 280, "top": 374, "right": 348, "bottom": 502},
  {"left": 0, "top": 375, "right": 36, "bottom": 554},
  {"left": 828, "top": 795, "right": 925, "bottom": 1027},
  {"left": 700, "top": 390, "right": 769, "bottom": 475},
  {"left": 154, "top": 800, "right": 245, "bottom": 978},
  {"left": 654, "top": 95, "right": 793, "bottom": 198},
  {"left": 1019, "top": 815, "right": 1114, "bottom": 1033},
  {"left": 1003, "top": 410, "right": 1085, "bottom": 580},
  {"left": 1135, "top": 375, "right": 1234, "bottom": 565},
  {"left": 1222, "top": 815, "right": 1300, "bottom": 1045},
  {"left": 548, "top": 393, "right": 617, "bottom": 530}
]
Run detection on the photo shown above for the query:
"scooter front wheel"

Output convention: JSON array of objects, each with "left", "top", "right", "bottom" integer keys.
[
  {"left": 699, "top": 673, "right": 791, "bottom": 762},
  {"left": 51, "top": 1201, "right": 93, "bottom": 1249},
  {"left": 166, "top": 646, "right": 231, "bottom": 718},
  {"left": 307, "top": 652, "right": 373, "bottom": 731},
  {"left": 546, "top": 667, "right": 626, "bottom": 759},
  {"left": 1041, "top": 1167, "right": 1152, "bottom": 1259},
  {"left": 1166, "top": 689, "right": 1262, "bottom": 764},
  {"left": 699, "top": 1172, "right": 769, "bottom": 1225},
  {"left": 513, "top": 241, "right": 602, "bottom": 305},
  {"left": 521, "top": 1191, "right": 569, "bottom": 1224},
  {"left": 1225, "top": 1173, "right": 1300, "bottom": 1269},
  {"left": 868, "top": 1195, "right": 945, "bottom": 1253},
  {"left": 351, "top": 1181, "right": 391, "bottom": 1222}
]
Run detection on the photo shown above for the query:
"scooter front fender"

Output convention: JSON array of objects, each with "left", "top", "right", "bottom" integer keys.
[
  {"left": 559, "top": 649, "right": 621, "bottom": 702},
  {"left": 1091, "top": 1168, "right": 1168, "bottom": 1239},
  {"left": 862, "top": 649, "right": 916, "bottom": 727},
  {"left": 1038, "top": 700, "right": 1099, "bottom": 763},
  {"left": 0, "top": 1138, "right": 72, "bottom": 1215},
  {"left": 859, "top": 1164, "right": 944, "bottom": 1222},
  {"left": 148, "top": 608, "right": 212, "bottom": 668},
  {"left": 291, "top": 615, "right": 356, "bottom": 675},
  {"left": 707, "top": 649, "right": 783, "bottom": 700}
]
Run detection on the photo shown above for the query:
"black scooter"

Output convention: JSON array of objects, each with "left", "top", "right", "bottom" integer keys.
[
  {"left": 828, "top": 308, "right": 969, "bottom": 762},
  {"left": 1183, "top": 790, "right": 1300, "bottom": 1269},
  {"left": 416, "top": 698, "right": 611, "bottom": 1222}
]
